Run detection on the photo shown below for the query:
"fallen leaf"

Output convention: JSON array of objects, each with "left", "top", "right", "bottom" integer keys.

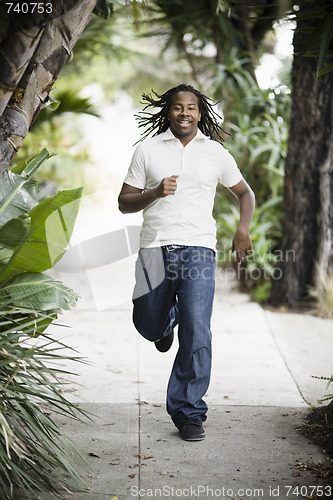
[
  {"left": 88, "top": 453, "right": 100, "bottom": 458},
  {"left": 141, "top": 454, "right": 154, "bottom": 460},
  {"left": 128, "top": 474, "right": 135, "bottom": 478}
]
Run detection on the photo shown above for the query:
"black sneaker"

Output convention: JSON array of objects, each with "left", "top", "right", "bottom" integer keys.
[
  {"left": 155, "top": 330, "right": 174, "bottom": 352},
  {"left": 179, "top": 418, "right": 206, "bottom": 441}
]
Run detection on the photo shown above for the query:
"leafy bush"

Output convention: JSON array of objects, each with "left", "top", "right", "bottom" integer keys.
[
  {"left": 213, "top": 52, "right": 291, "bottom": 203},
  {"left": 215, "top": 195, "right": 283, "bottom": 303},
  {"left": 0, "top": 150, "right": 86, "bottom": 498},
  {"left": 212, "top": 57, "right": 290, "bottom": 302}
]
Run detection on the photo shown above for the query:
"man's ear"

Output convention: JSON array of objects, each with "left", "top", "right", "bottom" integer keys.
[{"left": 198, "top": 111, "right": 201, "bottom": 122}]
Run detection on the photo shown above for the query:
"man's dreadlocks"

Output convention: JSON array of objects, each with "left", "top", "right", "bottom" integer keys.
[{"left": 135, "top": 84, "right": 226, "bottom": 143}]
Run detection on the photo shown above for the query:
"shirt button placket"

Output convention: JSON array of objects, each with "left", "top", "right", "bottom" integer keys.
[{"left": 182, "top": 148, "right": 187, "bottom": 171}]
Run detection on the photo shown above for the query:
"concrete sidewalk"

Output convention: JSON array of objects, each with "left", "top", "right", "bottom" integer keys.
[{"left": 40, "top": 268, "right": 333, "bottom": 500}]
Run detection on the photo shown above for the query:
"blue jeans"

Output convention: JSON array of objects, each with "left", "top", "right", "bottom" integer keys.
[{"left": 132, "top": 245, "right": 216, "bottom": 425}]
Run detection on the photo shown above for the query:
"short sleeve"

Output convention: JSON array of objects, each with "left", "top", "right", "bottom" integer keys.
[
  {"left": 123, "top": 144, "right": 146, "bottom": 190},
  {"left": 219, "top": 148, "right": 243, "bottom": 187}
]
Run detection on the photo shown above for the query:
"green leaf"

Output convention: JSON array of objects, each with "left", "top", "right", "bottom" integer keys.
[
  {"left": 317, "top": 61, "right": 333, "bottom": 77},
  {"left": 0, "top": 218, "right": 31, "bottom": 268},
  {"left": 29, "top": 187, "right": 83, "bottom": 267},
  {"left": 11, "top": 148, "right": 52, "bottom": 177},
  {"left": 0, "top": 149, "right": 52, "bottom": 228},
  {"left": 250, "top": 144, "right": 275, "bottom": 164},
  {"left": 0, "top": 147, "right": 86, "bottom": 496},
  {"left": 0, "top": 187, "right": 82, "bottom": 281},
  {"left": 317, "top": 11, "right": 333, "bottom": 75},
  {"left": 31, "top": 91, "right": 100, "bottom": 130},
  {"left": 0, "top": 217, "right": 31, "bottom": 247},
  {"left": 0, "top": 307, "right": 88, "bottom": 497},
  {"left": 0, "top": 272, "right": 77, "bottom": 312},
  {"left": 0, "top": 173, "right": 37, "bottom": 229}
]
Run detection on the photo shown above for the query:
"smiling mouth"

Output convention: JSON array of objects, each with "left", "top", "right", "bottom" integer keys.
[{"left": 177, "top": 120, "right": 191, "bottom": 126}]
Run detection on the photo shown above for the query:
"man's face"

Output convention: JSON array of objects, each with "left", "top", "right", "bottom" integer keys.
[{"left": 168, "top": 91, "right": 201, "bottom": 144}]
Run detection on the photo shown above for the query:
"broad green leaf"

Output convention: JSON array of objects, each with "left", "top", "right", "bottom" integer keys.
[
  {"left": 11, "top": 148, "right": 52, "bottom": 177},
  {"left": 0, "top": 187, "right": 82, "bottom": 281},
  {"left": 0, "top": 217, "right": 31, "bottom": 247},
  {"left": 0, "top": 149, "right": 52, "bottom": 228},
  {"left": 30, "top": 187, "right": 83, "bottom": 267},
  {"left": 0, "top": 172, "right": 37, "bottom": 228},
  {"left": 0, "top": 218, "right": 31, "bottom": 267}
]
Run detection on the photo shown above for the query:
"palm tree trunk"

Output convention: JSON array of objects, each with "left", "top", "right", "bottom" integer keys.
[
  {"left": 270, "top": 11, "right": 333, "bottom": 309},
  {"left": 0, "top": 25, "right": 45, "bottom": 117},
  {"left": 0, "top": 0, "right": 97, "bottom": 175}
]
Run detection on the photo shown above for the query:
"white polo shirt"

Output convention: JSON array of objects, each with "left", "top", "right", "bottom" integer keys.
[{"left": 124, "top": 128, "right": 243, "bottom": 250}]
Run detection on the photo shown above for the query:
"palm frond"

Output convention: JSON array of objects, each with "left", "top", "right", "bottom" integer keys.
[
  {"left": 0, "top": 310, "right": 89, "bottom": 499},
  {"left": 31, "top": 90, "right": 100, "bottom": 130}
]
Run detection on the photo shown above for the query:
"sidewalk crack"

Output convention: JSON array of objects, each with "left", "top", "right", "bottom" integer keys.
[{"left": 264, "top": 309, "right": 310, "bottom": 405}]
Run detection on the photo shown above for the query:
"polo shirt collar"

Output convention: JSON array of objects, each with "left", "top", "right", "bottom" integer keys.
[{"left": 162, "top": 127, "right": 208, "bottom": 141}]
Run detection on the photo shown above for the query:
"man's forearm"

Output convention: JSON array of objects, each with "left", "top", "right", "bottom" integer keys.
[
  {"left": 118, "top": 176, "right": 179, "bottom": 214},
  {"left": 118, "top": 188, "right": 158, "bottom": 214},
  {"left": 237, "top": 188, "right": 255, "bottom": 232}
]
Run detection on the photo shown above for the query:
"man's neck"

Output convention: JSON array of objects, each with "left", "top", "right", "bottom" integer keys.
[{"left": 170, "top": 127, "right": 198, "bottom": 147}]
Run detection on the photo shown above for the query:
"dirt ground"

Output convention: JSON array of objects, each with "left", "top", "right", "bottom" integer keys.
[{"left": 298, "top": 402, "right": 333, "bottom": 487}]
